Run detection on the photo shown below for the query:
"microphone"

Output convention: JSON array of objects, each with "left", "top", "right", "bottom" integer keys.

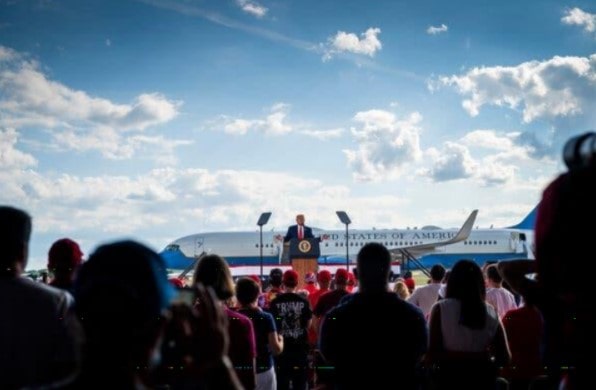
[{"left": 563, "top": 132, "right": 596, "bottom": 170}]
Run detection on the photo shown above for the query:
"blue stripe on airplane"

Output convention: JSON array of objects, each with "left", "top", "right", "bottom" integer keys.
[{"left": 160, "top": 248, "right": 527, "bottom": 272}]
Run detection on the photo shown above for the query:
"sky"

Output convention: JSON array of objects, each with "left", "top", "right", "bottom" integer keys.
[{"left": 1, "top": 0, "right": 595, "bottom": 270}]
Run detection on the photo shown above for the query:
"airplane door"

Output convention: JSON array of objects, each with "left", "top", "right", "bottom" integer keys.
[{"left": 510, "top": 232, "right": 519, "bottom": 252}]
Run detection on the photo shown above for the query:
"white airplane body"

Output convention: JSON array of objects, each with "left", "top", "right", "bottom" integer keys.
[{"left": 160, "top": 207, "right": 535, "bottom": 278}]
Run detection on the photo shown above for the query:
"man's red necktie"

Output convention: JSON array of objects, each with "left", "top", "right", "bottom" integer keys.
[{"left": 298, "top": 226, "right": 304, "bottom": 240}]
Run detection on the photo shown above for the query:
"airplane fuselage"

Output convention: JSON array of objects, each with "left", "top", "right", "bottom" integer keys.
[{"left": 161, "top": 226, "right": 534, "bottom": 273}]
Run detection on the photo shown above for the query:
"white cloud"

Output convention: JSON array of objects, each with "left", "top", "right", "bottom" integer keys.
[
  {"left": 425, "top": 142, "right": 476, "bottom": 181},
  {"left": 323, "top": 27, "right": 382, "bottom": 61},
  {"left": 299, "top": 128, "right": 344, "bottom": 140},
  {"left": 343, "top": 110, "right": 423, "bottom": 181},
  {"left": 0, "top": 45, "right": 186, "bottom": 160},
  {"left": 0, "top": 45, "right": 18, "bottom": 62},
  {"left": 0, "top": 61, "right": 179, "bottom": 130},
  {"left": 422, "top": 130, "right": 537, "bottom": 186},
  {"left": 216, "top": 103, "right": 293, "bottom": 136},
  {"left": 435, "top": 53, "right": 596, "bottom": 123},
  {"left": 461, "top": 130, "right": 519, "bottom": 151},
  {"left": 51, "top": 127, "right": 193, "bottom": 161},
  {"left": 427, "top": 24, "right": 448, "bottom": 35},
  {"left": 106, "top": 38, "right": 111, "bottom": 46},
  {"left": 236, "top": 0, "right": 268, "bottom": 18},
  {"left": 562, "top": 7, "right": 596, "bottom": 34},
  {"left": 0, "top": 127, "right": 37, "bottom": 169}
]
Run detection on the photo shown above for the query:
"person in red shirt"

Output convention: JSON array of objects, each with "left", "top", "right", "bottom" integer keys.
[
  {"left": 308, "top": 270, "right": 331, "bottom": 310},
  {"left": 403, "top": 271, "right": 416, "bottom": 294},
  {"left": 304, "top": 272, "right": 318, "bottom": 296}
]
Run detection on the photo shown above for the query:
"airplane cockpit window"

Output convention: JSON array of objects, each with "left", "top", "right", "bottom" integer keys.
[{"left": 165, "top": 244, "right": 180, "bottom": 251}]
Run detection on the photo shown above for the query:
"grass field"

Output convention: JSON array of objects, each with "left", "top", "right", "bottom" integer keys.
[{"left": 411, "top": 270, "right": 431, "bottom": 286}]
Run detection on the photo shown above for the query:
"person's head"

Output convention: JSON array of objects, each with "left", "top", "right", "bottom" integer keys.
[
  {"left": 430, "top": 264, "right": 446, "bottom": 283},
  {"left": 355, "top": 243, "right": 391, "bottom": 291},
  {"left": 282, "top": 269, "right": 299, "bottom": 290},
  {"left": 74, "top": 240, "right": 175, "bottom": 368},
  {"left": 404, "top": 271, "right": 413, "bottom": 279},
  {"left": 269, "top": 268, "right": 283, "bottom": 288},
  {"left": 446, "top": 259, "right": 486, "bottom": 329},
  {"left": 0, "top": 206, "right": 32, "bottom": 275},
  {"left": 442, "top": 270, "right": 451, "bottom": 284},
  {"left": 193, "top": 254, "right": 235, "bottom": 301},
  {"left": 48, "top": 238, "right": 83, "bottom": 276},
  {"left": 296, "top": 214, "right": 305, "bottom": 226},
  {"left": 393, "top": 280, "right": 410, "bottom": 300},
  {"left": 317, "top": 270, "right": 332, "bottom": 288},
  {"left": 334, "top": 268, "right": 349, "bottom": 288},
  {"left": 485, "top": 264, "right": 503, "bottom": 286},
  {"left": 248, "top": 274, "right": 262, "bottom": 287},
  {"left": 236, "top": 277, "right": 261, "bottom": 307}
]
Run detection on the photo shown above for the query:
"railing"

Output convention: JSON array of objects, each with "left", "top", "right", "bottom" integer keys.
[{"left": 177, "top": 251, "right": 206, "bottom": 279}]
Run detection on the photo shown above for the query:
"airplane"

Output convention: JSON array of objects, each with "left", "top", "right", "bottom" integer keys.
[{"left": 159, "top": 206, "right": 536, "bottom": 279}]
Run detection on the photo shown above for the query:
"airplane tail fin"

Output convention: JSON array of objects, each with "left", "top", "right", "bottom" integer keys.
[{"left": 508, "top": 206, "right": 537, "bottom": 230}]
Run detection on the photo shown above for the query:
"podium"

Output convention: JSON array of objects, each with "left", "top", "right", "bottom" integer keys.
[{"left": 288, "top": 238, "right": 320, "bottom": 289}]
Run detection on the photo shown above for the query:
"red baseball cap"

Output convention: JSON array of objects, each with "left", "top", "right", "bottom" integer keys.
[
  {"left": 335, "top": 268, "right": 349, "bottom": 284},
  {"left": 48, "top": 238, "right": 83, "bottom": 270},
  {"left": 283, "top": 270, "right": 299, "bottom": 285},
  {"left": 317, "top": 270, "right": 332, "bottom": 283}
]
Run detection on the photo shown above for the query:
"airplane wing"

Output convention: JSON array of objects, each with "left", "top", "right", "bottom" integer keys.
[{"left": 389, "top": 209, "right": 478, "bottom": 257}]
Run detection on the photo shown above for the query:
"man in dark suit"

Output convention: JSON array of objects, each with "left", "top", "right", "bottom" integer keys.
[{"left": 284, "top": 214, "right": 314, "bottom": 243}]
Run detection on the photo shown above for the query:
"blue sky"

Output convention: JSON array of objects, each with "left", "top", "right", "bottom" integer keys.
[{"left": 1, "top": 0, "right": 594, "bottom": 270}]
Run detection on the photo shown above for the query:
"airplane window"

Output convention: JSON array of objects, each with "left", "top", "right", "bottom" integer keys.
[
  {"left": 255, "top": 244, "right": 258, "bottom": 248},
  {"left": 484, "top": 241, "right": 487, "bottom": 245},
  {"left": 335, "top": 243, "right": 338, "bottom": 247}
]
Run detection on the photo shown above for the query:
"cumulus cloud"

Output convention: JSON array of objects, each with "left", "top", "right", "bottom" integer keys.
[
  {"left": 214, "top": 103, "right": 295, "bottom": 136},
  {"left": 434, "top": 53, "right": 596, "bottom": 123},
  {"left": 425, "top": 142, "right": 476, "bottom": 181},
  {"left": 422, "top": 130, "right": 538, "bottom": 185},
  {"left": 236, "top": 0, "right": 268, "bottom": 18},
  {"left": 0, "top": 127, "right": 37, "bottom": 169},
  {"left": 0, "top": 45, "right": 186, "bottom": 160},
  {"left": 322, "top": 27, "right": 382, "bottom": 61},
  {"left": 562, "top": 7, "right": 596, "bottom": 34},
  {"left": 343, "top": 110, "right": 423, "bottom": 181},
  {"left": 427, "top": 24, "right": 448, "bottom": 35}
]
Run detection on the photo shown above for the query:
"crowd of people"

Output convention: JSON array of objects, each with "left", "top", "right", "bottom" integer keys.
[{"left": 1, "top": 143, "right": 594, "bottom": 389}]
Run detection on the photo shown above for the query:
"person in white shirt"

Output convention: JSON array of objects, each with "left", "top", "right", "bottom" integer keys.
[
  {"left": 407, "top": 264, "right": 446, "bottom": 318},
  {"left": 485, "top": 264, "right": 517, "bottom": 319}
]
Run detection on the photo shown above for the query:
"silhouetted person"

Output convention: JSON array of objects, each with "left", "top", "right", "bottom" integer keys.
[
  {"left": 320, "top": 243, "right": 427, "bottom": 389},
  {"left": 48, "top": 238, "right": 83, "bottom": 294},
  {"left": 0, "top": 206, "right": 81, "bottom": 389},
  {"left": 532, "top": 146, "right": 596, "bottom": 389},
  {"left": 193, "top": 254, "right": 257, "bottom": 390},
  {"left": 427, "top": 259, "right": 510, "bottom": 390},
  {"left": 74, "top": 241, "right": 243, "bottom": 389}
]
